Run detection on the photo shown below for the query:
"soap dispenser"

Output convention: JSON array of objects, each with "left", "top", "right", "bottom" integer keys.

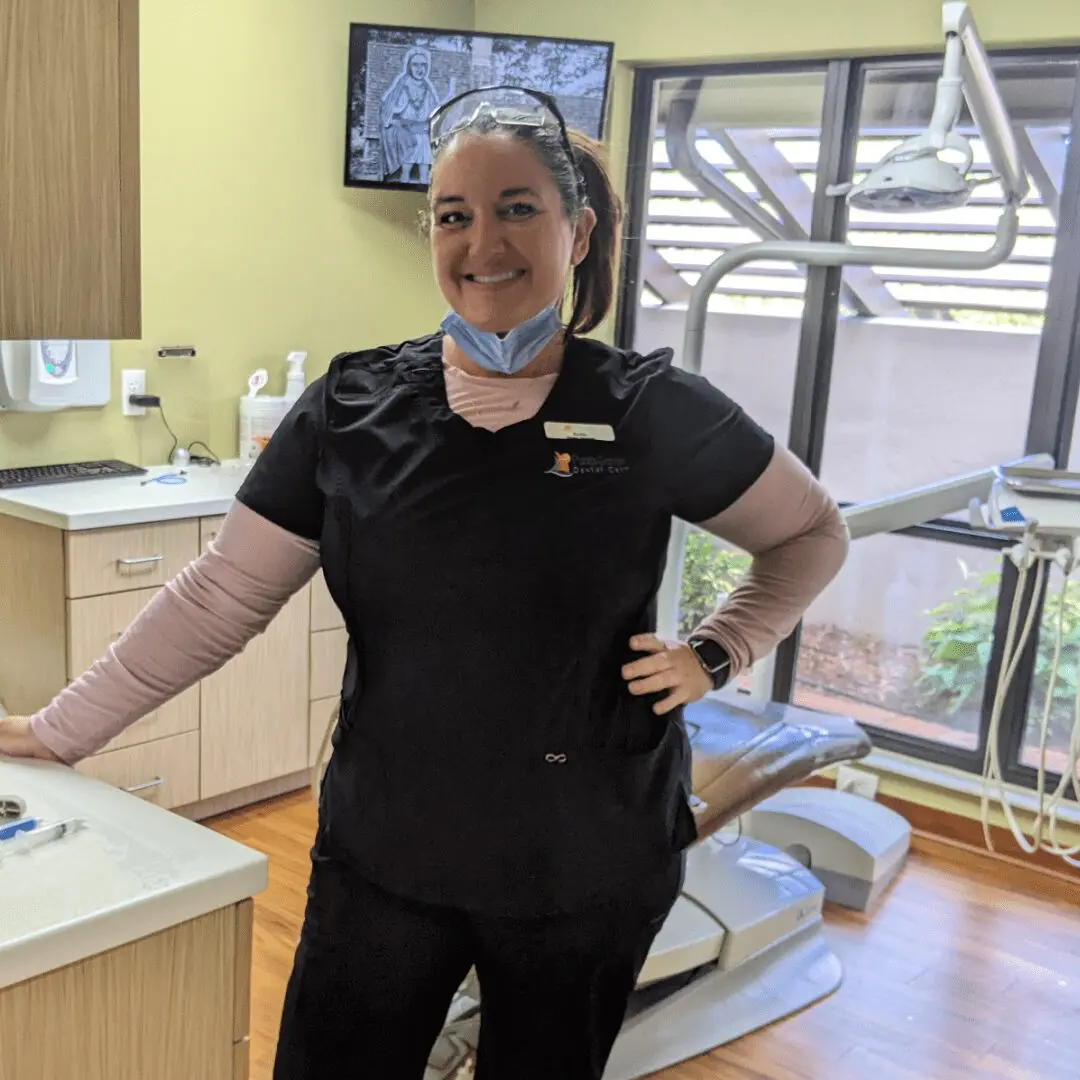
[{"left": 284, "top": 351, "right": 307, "bottom": 406}]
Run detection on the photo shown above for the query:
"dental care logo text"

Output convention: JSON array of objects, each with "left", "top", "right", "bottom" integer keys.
[{"left": 545, "top": 452, "right": 629, "bottom": 478}]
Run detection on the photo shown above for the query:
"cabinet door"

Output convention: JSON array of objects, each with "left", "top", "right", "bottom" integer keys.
[
  {"left": 198, "top": 518, "right": 311, "bottom": 798},
  {"left": 0, "top": 906, "right": 238, "bottom": 1080},
  {"left": 0, "top": 0, "right": 140, "bottom": 339}
]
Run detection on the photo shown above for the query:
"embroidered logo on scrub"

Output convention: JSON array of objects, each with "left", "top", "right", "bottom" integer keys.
[{"left": 545, "top": 451, "right": 629, "bottom": 478}]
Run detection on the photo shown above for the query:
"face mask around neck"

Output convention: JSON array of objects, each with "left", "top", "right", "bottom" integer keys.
[{"left": 440, "top": 304, "right": 563, "bottom": 375}]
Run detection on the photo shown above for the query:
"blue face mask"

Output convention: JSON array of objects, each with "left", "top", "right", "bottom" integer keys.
[{"left": 440, "top": 304, "right": 563, "bottom": 375}]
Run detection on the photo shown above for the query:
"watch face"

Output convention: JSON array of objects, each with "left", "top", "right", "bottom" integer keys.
[{"left": 692, "top": 639, "right": 730, "bottom": 676}]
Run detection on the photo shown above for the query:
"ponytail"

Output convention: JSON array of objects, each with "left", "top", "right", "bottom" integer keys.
[{"left": 568, "top": 133, "right": 623, "bottom": 336}]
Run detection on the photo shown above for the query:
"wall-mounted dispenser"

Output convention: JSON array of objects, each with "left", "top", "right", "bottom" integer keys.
[{"left": 0, "top": 340, "right": 111, "bottom": 411}]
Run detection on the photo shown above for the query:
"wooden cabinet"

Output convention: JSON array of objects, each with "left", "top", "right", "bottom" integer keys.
[
  {"left": 77, "top": 730, "right": 202, "bottom": 809},
  {"left": 0, "top": 901, "right": 252, "bottom": 1080},
  {"left": 308, "top": 570, "right": 346, "bottom": 764},
  {"left": 0, "top": 0, "right": 141, "bottom": 339},
  {"left": 65, "top": 521, "right": 198, "bottom": 599},
  {"left": 0, "top": 512, "right": 310, "bottom": 814},
  {"left": 197, "top": 517, "right": 311, "bottom": 799}
]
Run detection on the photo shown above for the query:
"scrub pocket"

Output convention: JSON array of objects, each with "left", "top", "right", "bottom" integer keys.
[{"left": 560, "top": 716, "right": 693, "bottom": 885}]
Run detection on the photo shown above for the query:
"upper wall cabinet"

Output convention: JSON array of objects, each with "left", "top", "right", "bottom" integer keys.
[{"left": 0, "top": 0, "right": 141, "bottom": 340}]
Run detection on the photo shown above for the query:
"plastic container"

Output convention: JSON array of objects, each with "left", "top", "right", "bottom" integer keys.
[
  {"left": 238, "top": 393, "right": 288, "bottom": 462},
  {"left": 237, "top": 352, "right": 306, "bottom": 463}
]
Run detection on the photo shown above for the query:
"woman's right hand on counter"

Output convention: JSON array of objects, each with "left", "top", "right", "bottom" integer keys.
[{"left": 0, "top": 716, "right": 63, "bottom": 761}]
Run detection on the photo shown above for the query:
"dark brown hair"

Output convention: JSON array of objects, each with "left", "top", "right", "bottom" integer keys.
[
  {"left": 430, "top": 117, "right": 623, "bottom": 336},
  {"left": 565, "top": 131, "right": 623, "bottom": 335}
]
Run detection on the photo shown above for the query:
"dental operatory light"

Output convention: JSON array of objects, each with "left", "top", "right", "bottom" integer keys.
[
  {"left": 827, "top": 2, "right": 1026, "bottom": 213},
  {"left": 834, "top": 134, "right": 986, "bottom": 213}
]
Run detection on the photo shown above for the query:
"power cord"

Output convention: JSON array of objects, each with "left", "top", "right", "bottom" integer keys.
[
  {"left": 186, "top": 440, "right": 221, "bottom": 465},
  {"left": 127, "top": 394, "right": 222, "bottom": 467}
]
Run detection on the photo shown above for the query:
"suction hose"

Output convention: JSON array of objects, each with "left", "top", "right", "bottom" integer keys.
[{"left": 981, "top": 533, "right": 1080, "bottom": 866}]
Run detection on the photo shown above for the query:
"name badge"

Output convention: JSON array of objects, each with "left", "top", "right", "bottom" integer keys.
[{"left": 543, "top": 421, "right": 615, "bottom": 442}]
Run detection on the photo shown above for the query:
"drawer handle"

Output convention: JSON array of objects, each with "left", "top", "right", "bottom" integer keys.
[
  {"left": 116, "top": 554, "right": 164, "bottom": 571},
  {"left": 124, "top": 777, "right": 163, "bottom": 794}
]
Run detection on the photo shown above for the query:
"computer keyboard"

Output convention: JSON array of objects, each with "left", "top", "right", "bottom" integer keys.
[{"left": 0, "top": 460, "right": 148, "bottom": 490}]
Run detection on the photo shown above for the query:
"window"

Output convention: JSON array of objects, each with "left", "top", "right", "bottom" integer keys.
[
  {"left": 1024, "top": 580, "right": 1080, "bottom": 775},
  {"left": 619, "top": 51, "right": 1080, "bottom": 789},
  {"left": 795, "top": 533, "right": 1006, "bottom": 751},
  {"left": 803, "top": 56, "right": 1080, "bottom": 767},
  {"left": 626, "top": 68, "right": 829, "bottom": 449},
  {"left": 821, "top": 58, "right": 1076, "bottom": 503}
]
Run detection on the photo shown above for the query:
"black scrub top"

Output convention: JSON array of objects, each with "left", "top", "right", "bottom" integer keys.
[{"left": 237, "top": 331, "right": 774, "bottom": 917}]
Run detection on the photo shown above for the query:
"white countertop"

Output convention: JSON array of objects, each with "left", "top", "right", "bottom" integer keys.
[
  {"left": 0, "top": 755, "right": 268, "bottom": 989},
  {"left": 0, "top": 460, "right": 252, "bottom": 530}
]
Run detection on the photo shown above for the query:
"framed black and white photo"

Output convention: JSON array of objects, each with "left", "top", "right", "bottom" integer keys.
[{"left": 344, "top": 24, "right": 615, "bottom": 191}]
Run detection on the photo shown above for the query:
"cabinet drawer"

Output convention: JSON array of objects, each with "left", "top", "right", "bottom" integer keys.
[
  {"left": 201, "top": 516, "right": 226, "bottom": 550},
  {"left": 310, "top": 571, "right": 344, "bottom": 632},
  {"left": 75, "top": 730, "right": 201, "bottom": 810},
  {"left": 67, "top": 588, "right": 200, "bottom": 750},
  {"left": 65, "top": 520, "right": 200, "bottom": 599},
  {"left": 68, "top": 587, "right": 157, "bottom": 673},
  {"left": 310, "top": 629, "right": 347, "bottom": 701}
]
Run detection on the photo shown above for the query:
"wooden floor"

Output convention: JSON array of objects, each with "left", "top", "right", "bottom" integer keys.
[{"left": 210, "top": 791, "right": 1080, "bottom": 1080}]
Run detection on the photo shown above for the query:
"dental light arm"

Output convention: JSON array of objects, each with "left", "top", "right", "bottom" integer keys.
[
  {"left": 944, "top": 1, "right": 1028, "bottom": 204},
  {"left": 927, "top": 29, "right": 965, "bottom": 148},
  {"left": 674, "top": 213, "right": 1019, "bottom": 388},
  {"left": 841, "top": 453, "right": 1055, "bottom": 540}
]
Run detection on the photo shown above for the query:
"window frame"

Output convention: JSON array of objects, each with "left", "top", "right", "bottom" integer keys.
[{"left": 617, "top": 47, "right": 1080, "bottom": 790}]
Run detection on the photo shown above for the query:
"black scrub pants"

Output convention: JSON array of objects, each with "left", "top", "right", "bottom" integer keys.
[{"left": 272, "top": 849, "right": 683, "bottom": 1080}]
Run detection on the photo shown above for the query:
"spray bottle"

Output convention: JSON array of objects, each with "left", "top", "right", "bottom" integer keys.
[{"left": 284, "top": 351, "right": 307, "bottom": 406}]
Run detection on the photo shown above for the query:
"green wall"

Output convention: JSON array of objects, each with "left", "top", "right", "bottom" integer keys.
[{"left": 0, "top": 0, "right": 472, "bottom": 469}]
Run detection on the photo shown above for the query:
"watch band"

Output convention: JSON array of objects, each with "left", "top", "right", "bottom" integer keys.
[{"left": 688, "top": 637, "right": 733, "bottom": 690}]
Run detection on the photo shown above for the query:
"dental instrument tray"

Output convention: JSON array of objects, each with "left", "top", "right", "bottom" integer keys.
[
  {"left": 0, "top": 459, "right": 147, "bottom": 490},
  {"left": 994, "top": 464, "right": 1080, "bottom": 499},
  {"left": 972, "top": 464, "right": 1080, "bottom": 540}
]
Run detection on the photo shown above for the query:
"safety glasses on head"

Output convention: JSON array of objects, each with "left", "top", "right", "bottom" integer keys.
[{"left": 428, "top": 85, "right": 583, "bottom": 194}]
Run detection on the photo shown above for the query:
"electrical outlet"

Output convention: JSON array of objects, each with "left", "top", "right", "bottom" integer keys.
[
  {"left": 835, "top": 764, "right": 880, "bottom": 800},
  {"left": 121, "top": 369, "right": 146, "bottom": 416}
]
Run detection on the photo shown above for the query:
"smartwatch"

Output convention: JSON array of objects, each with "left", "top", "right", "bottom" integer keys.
[{"left": 688, "top": 637, "right": 733, "bottom": 691}]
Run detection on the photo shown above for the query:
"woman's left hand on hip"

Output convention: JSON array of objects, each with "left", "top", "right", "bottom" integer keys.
[{"left": 621, "top": 634, "right": 713, "bottom": 715}]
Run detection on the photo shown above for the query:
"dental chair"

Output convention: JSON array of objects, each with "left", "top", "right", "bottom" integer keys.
[{"left": 421, "top": 692, "right": 907, "bottom": 1080}]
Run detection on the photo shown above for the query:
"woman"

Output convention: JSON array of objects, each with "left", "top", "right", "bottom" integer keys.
[
  {"left": 380, "top": 46, "right": 440, "bottom": 184},
  {"left": 0, "top": 86, "right": 848, "bottom": 1079}
]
